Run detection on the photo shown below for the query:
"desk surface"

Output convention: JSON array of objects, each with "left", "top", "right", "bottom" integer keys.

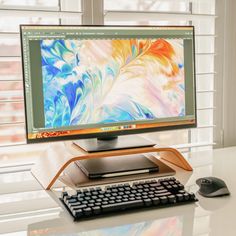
[{"left": 0, "top": 146, "right": 236, "bottom": 235}]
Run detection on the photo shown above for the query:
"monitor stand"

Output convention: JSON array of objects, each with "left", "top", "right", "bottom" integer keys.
[
  {"left": 73, "top": 135, "right": 156, "bottom": 152},
  {"left": 31, "top": 141, "right": 193, "bottom": 190},
  {"left": 73, "top": 135, "right": 156, "bottom": 179}
]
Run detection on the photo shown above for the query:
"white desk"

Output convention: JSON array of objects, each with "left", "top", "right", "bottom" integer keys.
[{"left": 0, "top": 146, "right": 236, "bottom": 236}]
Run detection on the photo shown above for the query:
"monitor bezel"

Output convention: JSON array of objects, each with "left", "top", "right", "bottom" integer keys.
[{"left": 20, "top": 24, "right": 197, "bottom": 144}]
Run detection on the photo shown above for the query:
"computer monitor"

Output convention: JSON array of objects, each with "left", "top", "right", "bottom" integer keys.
[{"left": 20, "top": 25, "right": 196, "bottom": 152}]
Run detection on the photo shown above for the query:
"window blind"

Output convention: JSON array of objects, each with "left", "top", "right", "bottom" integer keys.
[
  {"left": 103, "top": 0, "right": 216, "bottom": 151},
  {"left": 0, "top": 0, "right": 81, "bottom": 147},
  {"left": 0, "top": 0, "right": 216, "bottom": 151}
]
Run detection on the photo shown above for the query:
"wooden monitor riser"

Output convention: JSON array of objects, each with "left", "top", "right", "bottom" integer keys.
[{"left": 31, "top": 141, "right": 192, "bottom": 190}]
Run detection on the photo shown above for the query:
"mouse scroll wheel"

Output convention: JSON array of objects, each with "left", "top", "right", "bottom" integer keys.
[{"left": 202, "top": 179, "right": 211, "bottom": 184}]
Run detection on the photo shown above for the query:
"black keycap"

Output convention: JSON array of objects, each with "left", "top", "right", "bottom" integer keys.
[
  {"left": 176, "top": 194, "right": 184, "bottom": 202},
  {"left": 125, "top": 186, "right": 131, "bottom": 191},
  {"left": 160, "top": 196, "right": 168, "bottom": 204},
  {"left": 68, "top": 202, "right": 82, "bottom": 208},
  {"left": 78, "top": 193, "right": 85, "bottom": 198},
  {"left": 152, "top": 197, "right": 160, "bottom": 205},
  {"left": 92, "top": 206, "right": 101, "bottom": 214},
  {"left": 66, "top": 198, "right": 77, "bottom": 204},
  {"left": 179, "top": 190, "right": 186, "bottom": 194},
  {"left": 62, "top": 192, "right": 68, "bottom": 198},
  {"left": 172, "top": 184, "right": 179, "bottom": 189},
  {"left": 183, "top": 193, "right": 190, "bottom": 201},
  {"left": 155, "top": 192, "right": 171, "bottom": 197},
  {"left": 71, "top": 204, "right": 87, "bottom": 211},
  {"left": 83, "top": 207, "right": 92, "bottom": 216},
  {"left": 168, "top": 195, "right": 176, "bottom": 203},
  {"left": 135, "top": 196, "right": 142, "bottom": 200},
  {"left": 102, "top": 200, "right": 144, "bottom": 212},
  {"left": 166, "top": 185, "right": 173, "bottom": 190},
  {"left": 72, "top": 209, "right": 83, "bottom": 218},
  {"left": 76, "top": 190, "right": 82, "bottom": 195},
  {"left": 150, "top": 183, "right": 161, "bottom": 188},
  {"left": 156, "top": 186, "right": 165, "bottom": 191},
  {"left": 189, "top": 192, "right": 196, "bottom": 200},
  {"left": 178, "top": 184, "right": 184, "bottom": 190},
  {"left": 144, "top": 198, "right": 152, "bottom": 206}
]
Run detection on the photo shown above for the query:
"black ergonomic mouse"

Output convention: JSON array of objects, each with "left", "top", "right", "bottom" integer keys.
[{"left": 196, "top": 177, "right": 230, "bottom": 198}]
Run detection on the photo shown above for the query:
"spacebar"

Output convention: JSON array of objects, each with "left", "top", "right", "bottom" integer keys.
[{"left": 102, "top": 200, "right": 144, "bottom": 212}]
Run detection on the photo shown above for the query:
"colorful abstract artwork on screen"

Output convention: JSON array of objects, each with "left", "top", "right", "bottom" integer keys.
[{"left": 40, "top": 38, "right": 185, "bottom": 128}]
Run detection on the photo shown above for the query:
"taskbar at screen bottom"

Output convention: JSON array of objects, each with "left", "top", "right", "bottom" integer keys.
[{"left": 27, "top": 119, "right": 196, "bottom": 140}]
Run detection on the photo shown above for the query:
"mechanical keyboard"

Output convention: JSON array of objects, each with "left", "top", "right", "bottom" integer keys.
[{"left": 61, "top": 177, "right": 197, "bottom": 221}]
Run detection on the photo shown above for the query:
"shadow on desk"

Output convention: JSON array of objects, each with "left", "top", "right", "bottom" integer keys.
[{"left": 27, "top": 204, "right": 196, "bottom": 236}]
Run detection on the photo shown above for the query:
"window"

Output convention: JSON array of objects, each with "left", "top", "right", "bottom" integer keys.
[
  {"left": 0, "top": 0, "right": 217, "bottom": 152},
  {"left": 103, "top": 0, "right": 216, "bottom": 152},
  {"left": 0, "top": 0, "right": 81, "bottom": 146}
]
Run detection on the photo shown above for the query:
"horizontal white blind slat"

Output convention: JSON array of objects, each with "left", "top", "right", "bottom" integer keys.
[
  {"left": 0, "top": 5, "right": 60, "bottom": 11},
  {"left": 197, "top": 107, "right": 215, "bottom": 110},
  {"left": 0, "top": 9, "right": 82, "bottom": 18},
  {"left": 196, "top": 72, "right": 216, "bottom": 75},
  {"left": 105, "top": 10, "right": 216, "bottom": 21},
  {"left": 0, "top": 57, "right": 21, "bottom": 61},
  {"left": 172, "top": 142, "right": 215, "bottom": 149},
  {"left": 197, "top": 90, "right": 215, "bottom": 93}
]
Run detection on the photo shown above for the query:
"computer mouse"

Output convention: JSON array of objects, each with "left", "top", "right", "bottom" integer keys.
[{"left": 196, "top": 177, "right": 230, "bottom": 198}]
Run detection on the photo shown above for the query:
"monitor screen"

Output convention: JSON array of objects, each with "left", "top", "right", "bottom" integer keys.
[{"left": 20, "top": 25, "right": 196, "bottom": 143}]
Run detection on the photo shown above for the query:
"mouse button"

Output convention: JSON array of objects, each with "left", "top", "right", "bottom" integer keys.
[
  {"left": 201, "top": 178, "right": 212, "bottom": 184},
  {"left": 199, "top": 185, "right": 214, "bottom": 195}
]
